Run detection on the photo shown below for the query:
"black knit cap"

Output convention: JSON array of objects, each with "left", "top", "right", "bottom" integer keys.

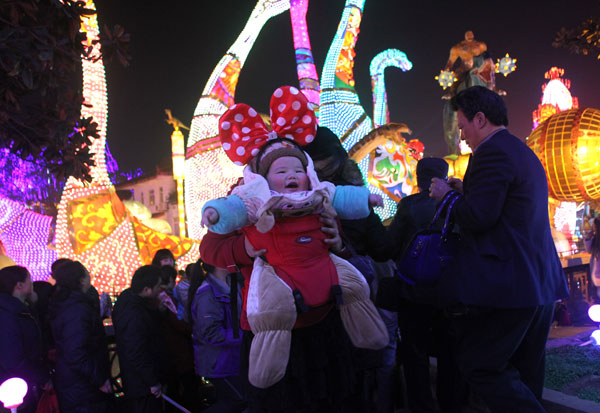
[
  {"left": 416, "top": 157, "right": 449, "bottom": 191},
  {"left": 302, "top": 126, "right": 347, "bottom": 161}
]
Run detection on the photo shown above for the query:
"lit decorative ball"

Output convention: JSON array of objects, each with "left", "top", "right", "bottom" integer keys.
[
  {"left": 591, "top": 329, "right": 600, "bottom": 346},
  {"left": 589, "top": 304, "right": 600, "bottom": 323},
  {"left": 495, "top": 53, "right": 517, "bottom": 77},
  {"left": 527, "top": 108, "right": 600, "bottom": 202},
  {"left": 435, "top": 70, "right": 457, "bottom": 90}
]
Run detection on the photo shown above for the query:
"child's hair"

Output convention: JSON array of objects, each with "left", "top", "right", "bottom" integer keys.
[{"left": 159, "top": 265, "right": 177, "bottom": 286}]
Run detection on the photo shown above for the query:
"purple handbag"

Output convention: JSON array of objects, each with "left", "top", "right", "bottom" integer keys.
[{"left": 396, "top": 191, "right": 461, "bottom": 285}]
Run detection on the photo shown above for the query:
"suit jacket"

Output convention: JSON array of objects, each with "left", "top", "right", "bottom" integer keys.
[{"left": 444, "top": 129, "right": 569, "bottom": 308}]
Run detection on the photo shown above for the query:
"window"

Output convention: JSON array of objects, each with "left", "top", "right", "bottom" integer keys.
[
  {"left": 149, "top": 189, "right": 155, "bottom": 206},
  {"left": 141, "top": 191, "right": 144, "bottom": 204},
  {"left": 159, "top": 187, "right": 164, "bottom": 205}
]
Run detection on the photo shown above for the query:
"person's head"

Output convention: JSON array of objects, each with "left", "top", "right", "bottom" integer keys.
[
  {"left": 187, "top": 259, "right": 208, "bottom": 322},
  {"left": 0, "top": 265, "right": 32, "bottom": 302},
  {"left": 464, "top": 30, "right": 474, "bottom": 41},
  {"left": 416, "top": 158, "right": 449, "bottom": 192},
  {"left": 450, "top": 86, "right": 508, "bottom": 150},
  {"left": 159, "top": 265, "right": 177, "bottom": 292},
  {"left": 184, "top": 263, "right": 194, "bottom": 280},
  {"left": 201, "top": 261, "right": 215, "bottom": 275},
  {"left": 51, "top": 258, "right": 72, "bottom": 280},
  {"left": 302, "top": 126, "right": 348, "bottom": 182},
  {"left": 257, "top": 138, "right": 309, "bottom": 193},
  {"left": 151, "top": 249, "right": 175, "bottom": 268},
  {"left": 131, "top": 265, "right": 162, "bottom": 298},
  {"left": 53, "top": 260, "right": 91, "bottom": 294}
]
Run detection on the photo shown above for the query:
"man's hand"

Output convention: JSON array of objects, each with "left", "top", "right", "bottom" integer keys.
[
  {"left": 150, "top": 384, "right": 162, "bottom": 398},
  {"left": 244, "top": 236, "right": 267, "bottom": 258},
  {"left": 429, "top": 177, "right": 452, "bottom": 201},
  {"left": 201, "top": 207, "right": 219, "bottom": 228},
  {"left": 448, "top": 177, "right": 464, "bottom": 193},
  {"left": 99, "top": 379, "right": 113, "bottom": 394},
  {"left": 320, "top": 212, "right": 343, "bottom": 253}
]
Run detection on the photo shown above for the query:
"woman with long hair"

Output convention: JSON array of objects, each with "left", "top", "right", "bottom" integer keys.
[
  {"left": 584, "top": 217, "right": 600, "bottom": 300},
  {"left": 49, "top": 261, "right": 113, "bottom": 412}
]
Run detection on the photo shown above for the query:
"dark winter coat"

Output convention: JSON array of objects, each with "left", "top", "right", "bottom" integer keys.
[
  {"left": 112, "top": 288, "right": 167, "bottom": 398},
  {"left": 191, "top": 274, "right": 242, "bottom": 378},
  {"left": 49, "top": 289, "right": 111, "bottom": 411},
  {"left": 0, "top": 293, "right": 48, "bottom": 387},
  {"left": 328, "top": 159, "right": 389, "bottom": 261}
]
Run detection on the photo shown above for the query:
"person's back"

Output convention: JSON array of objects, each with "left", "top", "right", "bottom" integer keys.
[
  {"left": 112, "top": 265, "right": 166, "bottom": 413},
  {"left": 0, "top": 292, "right": 45, "bottom": 384},
  {"left": 0, "top": 266, "right": 49, "bottom": 413},
  {"left": 112, "top": 288, "right": 162, "bottom": 398},
  {"left": 452, "top": 132, "right": 566, "bottom": 307},
  {"left": 50, "top": 289, "right": 110, "bottom": 411},
  {"left": 191, "top": 268, "right": 245, "bottom": 412}
]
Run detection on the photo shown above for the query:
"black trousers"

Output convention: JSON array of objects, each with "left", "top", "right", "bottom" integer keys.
[
  {"left": 450, "top": 303, "right": 554, "bottom": 413},
  {"left": 398, "top": 302, "right": 466, "bottom": 413}
]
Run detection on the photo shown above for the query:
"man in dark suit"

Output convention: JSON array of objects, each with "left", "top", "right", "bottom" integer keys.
[{"left": 429, "top": 86, "right": 569, "bottom": 412}]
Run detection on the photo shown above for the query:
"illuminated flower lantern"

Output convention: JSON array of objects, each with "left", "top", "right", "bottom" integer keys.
[
  {"left": 527, "top": 107, "right": 600, "bottom": 202},
  {"left": 532, "top": 67, "right": 579, "bottom": 130},
  {"left": 495, "top": 53, "right": 517, "bottom": 77},
  {"left": 434, "top": 70, "right": 457, "bottom": 90}
]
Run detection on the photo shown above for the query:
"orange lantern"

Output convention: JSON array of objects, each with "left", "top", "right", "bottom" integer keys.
[{"left": 528, "top": 108, "right": 600, "bottom": 201}]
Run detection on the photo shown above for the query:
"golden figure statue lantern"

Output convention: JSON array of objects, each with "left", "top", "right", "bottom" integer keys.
[
  {"left": 528, "top": 107, "right": 600, "bottom": 202},
  {"left": 165, "top": 109, "right": 190, "bottom": 238}
]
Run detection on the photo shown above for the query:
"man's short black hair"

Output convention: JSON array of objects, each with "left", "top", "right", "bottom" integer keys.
[
  {"left": 131, "top": 265, "right": 161, "bottom": 294},
  {"left": 450, "top": 86, "right": 508, "bottom": 127},
  {"left": 0, "top": 265, "right": 29, "bottom": 294}
]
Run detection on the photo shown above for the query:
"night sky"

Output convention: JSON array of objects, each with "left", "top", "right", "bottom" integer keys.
[{"left": 95, "top": 0, "right": 600, "bottom": 175}]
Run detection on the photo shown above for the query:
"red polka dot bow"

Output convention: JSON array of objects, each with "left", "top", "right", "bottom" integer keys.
[{"left": 219, "top": 86, "right": 317, "bottom": 166}]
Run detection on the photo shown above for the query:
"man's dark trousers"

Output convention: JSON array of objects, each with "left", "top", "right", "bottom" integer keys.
[{"left": 451, "top": 303, "right": 555, "bottom": 412}]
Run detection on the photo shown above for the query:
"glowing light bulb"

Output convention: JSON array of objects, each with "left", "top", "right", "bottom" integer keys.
[
  {"left": 588, "top": 304, "right": 600, "bottom": 322},
  {"left": 591, "top": 329, "right": 600, "bottom": 346},
  {"left": 0, "top": 378, "right": 28, "bottom": 409}
]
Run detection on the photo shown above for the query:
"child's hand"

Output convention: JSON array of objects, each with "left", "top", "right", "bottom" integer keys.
[
  {"left": 201, "top": 207, "right": 220, "bottom": 227},
  {"left": 368, "top": 194, "right": 383, "bottom": 208}
]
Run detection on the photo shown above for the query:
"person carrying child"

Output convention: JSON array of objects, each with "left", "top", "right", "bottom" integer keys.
[{"left": 201, "top": 86, "right": 388, "bottom": 408}]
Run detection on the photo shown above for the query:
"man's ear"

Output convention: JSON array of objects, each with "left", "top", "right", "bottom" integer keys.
[
  {"left": 474, "top": 112, "right": 486, "bottom": 128},
  {"left": 140, "top": 286, "right": 151, "bottom": 297}
]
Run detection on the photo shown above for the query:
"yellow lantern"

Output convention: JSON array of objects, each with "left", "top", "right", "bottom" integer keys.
[
  {"left": 171, "top": 129, "right": 185, "bottom": 180},
  {"left": 444, "top": 153, "right": 470, "bottom": 180},
  {"left": 528, "top": 108, "right": 600, "bottom": 201}
]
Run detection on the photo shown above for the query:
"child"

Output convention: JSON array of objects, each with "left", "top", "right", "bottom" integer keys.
[{"left": 201, "top": 86, "right": 388, "bottom": 391}]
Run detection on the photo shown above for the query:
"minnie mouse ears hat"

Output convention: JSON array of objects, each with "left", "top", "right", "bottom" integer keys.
[{"left": 219, "top": 86, "right": 317, "bottom": 175}]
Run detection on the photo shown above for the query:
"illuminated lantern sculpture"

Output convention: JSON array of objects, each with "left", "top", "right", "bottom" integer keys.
[
  {"left": 527, "top": 107, "right": 600, "bottom": 202},
  {"left": 435, "top": 70, "right": 457, "bottom": 90},
  {"left": 495, "top": 53, "right": 517, "bottom": 77},
  {"left": 55, "top": 1, "right": 199, "bottom": 295},
  {"left": 532, "top": 67, "right": 579, "bottom": 130}
]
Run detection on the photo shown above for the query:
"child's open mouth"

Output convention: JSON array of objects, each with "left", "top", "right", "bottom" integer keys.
[{"left": 285, "top": 182, "right": 298, "bottom": 189}]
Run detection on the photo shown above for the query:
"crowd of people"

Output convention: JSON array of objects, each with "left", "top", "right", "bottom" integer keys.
[{"left": 1, "top": 86, "right": 569, "bottom": 413}]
